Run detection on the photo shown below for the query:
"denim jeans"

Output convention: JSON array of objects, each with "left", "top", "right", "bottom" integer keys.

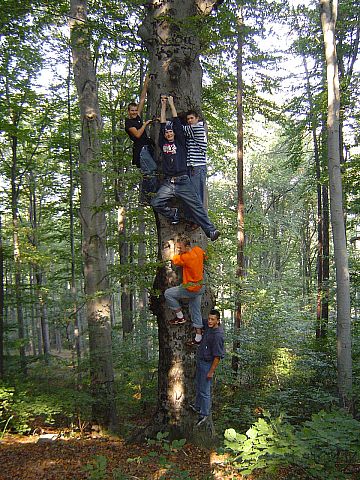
[
  {"left": 187, "top": 165, "right": 206, "bottom": 204},
  {"left": 184, "top": 165, "right": 207, "bottom": 223},
  {"left": 195, "top": 359, "right": 213, "bottom": 416},
  {"left": 164, "top": 284, "right": 205, "bottom": 329},
  {"left": 139, "top": 145, "right": 157, "bottom": 174},
  {"left": 151, "top": 176, "right": 216, "bottom": 237},
  {"left": 139, "top": 146, "right": 157, "bottom": 204}
]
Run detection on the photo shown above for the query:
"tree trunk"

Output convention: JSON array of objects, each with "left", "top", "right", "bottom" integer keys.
[
  {"left": 67, "top": 48, "right": 82, "bottom": 374},
  {"left": 232, "top": 5, "right": 245, "bottom": 374},
  {"left": 11, "top": 134, "right": 27, "bottom": 373},
  {"left": 0, "top": 215, "right": 4, "bottom": 377},
  {"left": 69, "top": 0, "right": 117, "bottom": 429},
  {"left": 321, "top": 183, "right": 330, "bottom": 328},
  {"left": 35, "top": 270, "right": 51, "bottom": 360},
  {"left": 138, "top": 0, "right": 221, "bottom": 443},
  {"left": 320, "top": 0, "right": 352, "bottom": 410}
]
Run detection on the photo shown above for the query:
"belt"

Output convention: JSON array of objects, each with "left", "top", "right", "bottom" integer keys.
[{"left": 167, "top": 175, "right": 188, "bottom": 183}]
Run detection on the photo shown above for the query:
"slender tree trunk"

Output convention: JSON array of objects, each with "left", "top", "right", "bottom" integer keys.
[
  {"left": 11, "top": 134, "right": 27, "bottom": 373},
  {"left": 320, "top": 0, "right": 352, "bottom": 409},
  {"left": 118, "top": 206, "right": 133, "bottom": 336},
  {"left": 67, "top": 48, "right": 82, "bottom": 373},
  {"left": 232, "top": 5, "right": 245, "bottom": 374},
  {"left": 0, "top": 215, "right": 4, "bottom": 377},
  {"left": 138, "top": 0, "right": 221, "bottom": 443},
  {"left": 321, "top": 183, "right": 330, "bottom": 327},
  {"left": 69, "top": 0, "right": 117, "bottom": 429},
  {"left": 35, "top": 271, "right": 51, "bottom": 359},
  {"left": 29, "top": 170, "right": 51, "bottom": 359}
]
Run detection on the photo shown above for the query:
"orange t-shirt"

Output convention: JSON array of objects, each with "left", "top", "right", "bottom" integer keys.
[{"left": 172, "top": 246, "right": 205, "bottom": 292}]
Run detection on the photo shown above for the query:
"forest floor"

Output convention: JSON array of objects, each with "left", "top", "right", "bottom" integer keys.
[{"left": 0, "top": 430, "right": 242, "bottom": 480}]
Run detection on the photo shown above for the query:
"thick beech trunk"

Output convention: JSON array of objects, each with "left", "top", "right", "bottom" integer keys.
[
  {"left": 138, "top": 0, "right": 221, "bottom": 443},
  {"left": 69, "top": 0, "right": 117, "bottom": 429},
  {"left": 320, "top": 0, "right": 352, "bottom": 409}
]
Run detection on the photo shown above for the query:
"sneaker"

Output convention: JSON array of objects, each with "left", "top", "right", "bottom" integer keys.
[
  {"left": 195, "top": 415, "right": 208, "bottom": 427},
  {"left": 209, "top": 230, "right": 220, "bottom": 242},
  {"left": 171, "top": 208, "right": 180, "bottom": 225},
  {"left": 189, "top": 403, "right": 200, "bottom": 414},
  {"left": 168, "top": 316, "right": 187, "bottom": 326}
]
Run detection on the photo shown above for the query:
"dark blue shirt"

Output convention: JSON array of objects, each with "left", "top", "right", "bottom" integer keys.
[
  {"left": 159, "top": 117, "right": 187, "bottom": 177},
  {"left": 197, "top": 324, "right": 225, "bottom": 363}
]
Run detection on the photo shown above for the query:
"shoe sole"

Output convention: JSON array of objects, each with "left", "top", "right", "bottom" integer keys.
[{"left": 168, "top": 319, "right": 187, "bottom": 326}]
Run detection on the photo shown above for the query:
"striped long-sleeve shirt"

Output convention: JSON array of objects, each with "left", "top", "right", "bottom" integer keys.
[{"left": 183, "top": 122, "right": 207, "bottom": 167}]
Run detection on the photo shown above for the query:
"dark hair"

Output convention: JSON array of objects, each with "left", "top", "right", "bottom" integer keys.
[
  {"left": 177, "top": 234, "right": 191, "bottom": 246},
  {"left": 209, "top": 309, "right": 220, "bottom": 320},
  {"left": 186, "top": 110, "right": 199, "bottom": 118},
  {"left": 127, "top": 102, "right": 137, "bottom": 111}
]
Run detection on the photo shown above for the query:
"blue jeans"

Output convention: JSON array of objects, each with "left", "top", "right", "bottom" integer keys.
[
  {"left": 139, "top": 146, "right": 157, "bottom": 204},
  {"left": 140, "top": 145, "right": 157, "bottom": 174},
  {"left": 187, "top": 165, "right": 206, "bottom": 204},
  {"left": 195, "top": 359, "right": 213, "bottom": 416},
  {"left": 151, "top": 176, "right": 216, "bottom": 237},
  {"left": 164, "top": 285, "right": 205, "bottom": 329}
]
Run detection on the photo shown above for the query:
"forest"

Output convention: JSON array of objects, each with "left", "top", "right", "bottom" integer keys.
[{"left": 0, "top": 0, "right": 359, "bottom": 479}]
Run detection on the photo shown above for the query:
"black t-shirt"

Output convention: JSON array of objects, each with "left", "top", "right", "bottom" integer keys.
[
  {"left": 125, "top": 115, "right": 152, "bottom": 167},
  {"left": 158, "top": 117, "right": 187, "bottom": 177}
]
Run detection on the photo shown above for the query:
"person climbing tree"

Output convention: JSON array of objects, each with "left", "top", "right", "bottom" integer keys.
[
  {"left": 164, "top": 235, "right": 206, "bottom": 345},
  {"left": 151, "top": 95, "right": 220, "bottom": 242},
  {"left": 125, "top": 74, "right": 157, "bottom": 205},
  {"left": 182, "top": 109, "right": 208, "bottom": 231}
]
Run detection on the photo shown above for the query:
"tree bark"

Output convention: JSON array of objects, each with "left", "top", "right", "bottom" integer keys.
[
  {"left": 232, "top": 5, "right": 245, "bottom": 374},
  {"left": 320, "top": 0, "right": 352, "bottom": 410},
  {"left": 69, "top": 0, "right": 117, "bottom": 429},
  {"left": 0, "top": 215, "right": 4, "bottom": 377},
  {"left": 137, "top": 0, "right": 221, "bottom": 444}
]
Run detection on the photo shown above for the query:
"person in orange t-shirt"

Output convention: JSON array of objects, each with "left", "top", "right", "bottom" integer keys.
[{"left": 164, "top": 235, "right": 206, "bottom": 345}]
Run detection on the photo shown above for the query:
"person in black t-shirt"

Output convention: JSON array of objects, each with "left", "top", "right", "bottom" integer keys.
[
  {"left": 151, "top": 96, "right": 220, "bottom": 242},
  {"left": 125, "top": 75, "right": 157, "bottom": 204}
]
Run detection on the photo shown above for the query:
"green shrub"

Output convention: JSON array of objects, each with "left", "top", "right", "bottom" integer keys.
[
  {"left": 0, "top": 380, "right": 93, "bottom": 433},
  {"left": 224, "top": 409, "right": 360, "bottom": 479}
]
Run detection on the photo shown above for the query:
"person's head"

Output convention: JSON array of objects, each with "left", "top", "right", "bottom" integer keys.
[
  {"left": 208, "top": 309, "right": 221, "bottom": 329},
  {"left": 127, "top": 102, "right": 138, "bottom": 118},
  {"left": 164, "top": 121, "right": 175, "bottom": 142},
  {"left": 186, "top": 110, "right": 200, "bottom": 125},
  {"left": 176, "top": 235, "right": 191, "bottom": 254}
]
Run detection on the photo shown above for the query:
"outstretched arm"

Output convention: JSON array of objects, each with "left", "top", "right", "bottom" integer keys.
[
  {"left": 167, "top": 96, "right": 178, "bottom": 118},
  {"left": 160, "top": 96, "right": 167, "bottom": 123},
  {"left": 137, "top": 74, "right": 150, "bottom": 116}
]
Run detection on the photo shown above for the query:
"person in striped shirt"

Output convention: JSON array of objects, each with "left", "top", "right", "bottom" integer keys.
[
  {"left": 183, "top": 111, "right": 208, "bottom": 231},
  {"left": 183, "top": 111, "right": 207, "bottom": 205}
]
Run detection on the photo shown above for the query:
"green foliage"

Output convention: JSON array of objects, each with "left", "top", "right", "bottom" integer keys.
[
  {"left": 224, "top": 410, "right": 360, "bottom": 479},
  {"left": 146, "top": 431, "right": 186, "bottom": 453},
  {"left": 127, "top": 432, "right": 189, "bottom": 478},
  {"left": 83, "top": 455, "right": 108, "bottom": 480},
  {"left": 0, "top": 378, "right": 92, "bottom": 434}
]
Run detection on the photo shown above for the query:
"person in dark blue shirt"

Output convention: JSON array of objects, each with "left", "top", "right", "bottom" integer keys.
[
  {"left": 189, "top": 309, "right": 225, "bottom": 427},
  {"left": 151, "top": 96, "right": 220, "bottom": 242}
]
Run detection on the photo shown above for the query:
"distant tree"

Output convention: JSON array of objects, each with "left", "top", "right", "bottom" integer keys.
[
  {"left": 69, "top": 0, "right": 118, "bottom": 429},
  {"left": 320, "top": 0, "right": 352, "bottom": 410}
]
